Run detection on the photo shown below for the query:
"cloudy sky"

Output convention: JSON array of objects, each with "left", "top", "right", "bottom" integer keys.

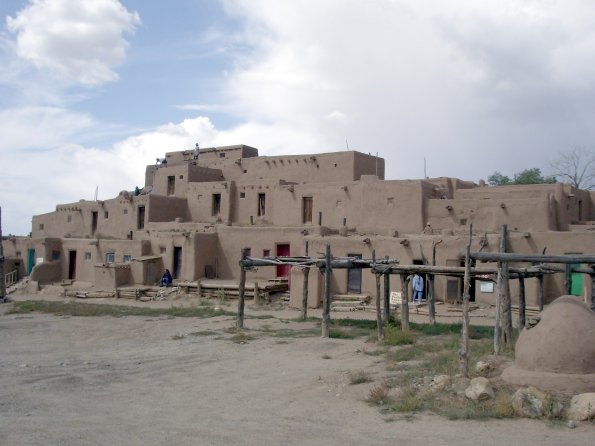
[{"left": 1, "top": 0, "right": 595, "bottom": 235}]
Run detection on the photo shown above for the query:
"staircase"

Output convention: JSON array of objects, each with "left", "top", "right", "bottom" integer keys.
[{"left": 331, "top": 293, "right": 372, "bottom": 312}]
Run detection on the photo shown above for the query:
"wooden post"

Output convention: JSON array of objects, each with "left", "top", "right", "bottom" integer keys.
[
  {"left": 459, "top": 225, "right": 472, "bottom": 377},
  {"left": 537, "top": 274, "right": 544, "bottom": 311},
  {"left": 0, "top": 207, "right": 6, "bottom": 302},
  {"left": 321, "top": 244, "right": 332, "bottom": 338},
  {"left": 518, "top": 276, "right": 526, "bottom": 329},
  {"left": 301, "top": 241, "right": 310, "bottom": 319},
  {"left": 196, "top": 280, "right": 202, "bottom": 298},
  {"left": 237, "top": 248, "right": 247, "bottom": 329},
  {"left": 497, "top": 224, "right": 512, "bottom": 347},
  {"left": 383, "top": 271, "right": 391, "bottom": 323},
  {"left": 373, "top": 250, "right": 383, "bottom": 341},
  {"left": 429, "top": 240, "right": 440, "bottom": 324},
  {"left": 400, "top": 273, "right": 409, "bottom": 331}
]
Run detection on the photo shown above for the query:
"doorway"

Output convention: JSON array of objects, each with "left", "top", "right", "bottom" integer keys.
[
  {"left": 276, "top": 244, "right": 291, "bottom": 280},
  {"left": 91, "top": 211, "right": 98, "bottom": 235},
  {"left": 173, "top": 246, "right": 182, "bottom": 279},
  {"left": 27, "top": 249, "right": 35, "bottom": 274},
  {"left": 347, "top": 253, "right": 362, "bottom": 294},
  {"left": 68, "top": 250, "right": 77, "bottom": 280}
]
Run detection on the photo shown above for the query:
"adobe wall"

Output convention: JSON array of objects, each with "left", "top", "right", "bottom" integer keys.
[
  {"left": 426, "top": 196, "right": 553, "bottom": 233},
  {"left": 165, "top": 145, "right": 258, "bottom": 165},
  {"left": 356, "top": 178, "right": 425, "bottom": 235},
  {"left": 186, "top": 181, "right": 233, "bottom": 224},
  {"left": 147, "top": 195, "right": 189, "bottom": 223},
  {"left": 94, "top": 264, "right": 131, "bottom": 289},
  {"left": 214, "top": 226, "right": 306, "bottom": 281}
]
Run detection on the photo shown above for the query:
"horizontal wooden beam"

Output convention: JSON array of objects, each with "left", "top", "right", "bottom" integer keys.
[{"left": 470, "top": 252, "right": 595, "bottom": 264}]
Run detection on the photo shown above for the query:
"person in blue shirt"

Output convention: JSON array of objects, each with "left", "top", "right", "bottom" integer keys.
[
  {"left": 160, "top": 269, "right": 173, "bottom": 287},
  {"left": 412, "top": 273, "right": 424, "bottom": 304}
]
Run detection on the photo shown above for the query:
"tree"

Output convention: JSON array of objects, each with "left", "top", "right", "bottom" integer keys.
[
  {"left": 549, "top": 147, "right": 595, "bottom": 190},
  {"left": 487, "top": 171, "right": 512, "bottom": 186},
  {"left": 513, "top": 168, "right": 556, "bottom": 185},
  {"left": 487, "top": 168, "right": 555, "bottom": 186}
]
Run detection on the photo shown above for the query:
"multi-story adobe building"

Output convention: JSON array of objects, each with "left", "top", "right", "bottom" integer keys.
[{"left": 2, "top": 144, "right": 594, "bottom": 307}]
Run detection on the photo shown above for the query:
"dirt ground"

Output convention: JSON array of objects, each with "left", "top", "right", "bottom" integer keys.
[{"left": 0, "top": 294, "right": 592, "bottom": 446}]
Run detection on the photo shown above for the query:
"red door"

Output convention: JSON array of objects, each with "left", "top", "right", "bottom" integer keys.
[{"left": 276, "top": 244, "right": 290, "bottom": 280}]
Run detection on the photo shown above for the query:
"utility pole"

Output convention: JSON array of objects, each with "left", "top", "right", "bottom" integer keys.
[{"left": 0, "top": 206, "right": 6, "bottom": 303}]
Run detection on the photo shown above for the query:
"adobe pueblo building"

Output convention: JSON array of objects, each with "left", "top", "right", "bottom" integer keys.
[{"left": 3, "top": 144, "right": 594, "bottom": 307}]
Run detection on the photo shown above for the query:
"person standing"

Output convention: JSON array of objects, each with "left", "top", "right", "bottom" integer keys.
[
  {"left": 193, "top": 143, "right": 200, "bottom": 160},
  {"left": 412, "top": 273, "right": 424, "bottom": 304}
]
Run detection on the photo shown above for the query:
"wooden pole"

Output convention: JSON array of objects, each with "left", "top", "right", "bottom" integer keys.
[
  {"left": 301, "top": 241, "right": 310, "bottom": 320},
  {"left": 498, "top": 225, "right": 512, "bottom": 346},
  {"left": 537, "top": 274, "right": 544, "bottom": 311},
  {"left": 321, "top": 244, "right": 332, "bottom": 338},
  {"left": 383, "top": 271, "right": 390, "bottom": 323},
  {"left": 459, "top": 225, "right": 472, "bottom": 377},
  {"left": 254, "top": 281, "right": 260, "bottom": 305},
  {"left": 373, "top": 250, "right": 383, "bottom": 340},
  {"left": 0, "top": 206, "right": 6, "bottom": 302},
  {"left": 400, "top": 273, "right": 409, "bottom": 331},
  {"left": 237, "top": 248, "right": 247, "bottom": 329},
  {"left": 518, "top": 276, "right": 526, "bottom": 329},
  {"left": 428, "top": 241, "right": 439, "bottom": 324},
  {"left": 470, "top": 252, "right": 595, "bottom": 264}
]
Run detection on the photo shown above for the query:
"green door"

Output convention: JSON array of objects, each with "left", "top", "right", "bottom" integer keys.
[
  {"left": 27, "top": 249, "right": 35, "bottom": 274},
  {"left": 570, "top": 264, "right": 583, "bottom": 296}
]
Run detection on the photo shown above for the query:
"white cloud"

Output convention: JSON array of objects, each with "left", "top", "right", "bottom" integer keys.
[
  {"left": 218, "top": 0, "right": 595, "bottom": 180},
  {"left": 6, "top": 0, "right": 140, "bottom": 86}
]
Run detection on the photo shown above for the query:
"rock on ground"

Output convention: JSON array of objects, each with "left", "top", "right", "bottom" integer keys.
[
  {"left": 465, "top": 377, "right": 494, "bottom": 401},
  {"left": 566, "top": 393, "right": 595, "bottom": 421},
  {"left": 511, "top": 386, "right": 562, "bottom": 419}
]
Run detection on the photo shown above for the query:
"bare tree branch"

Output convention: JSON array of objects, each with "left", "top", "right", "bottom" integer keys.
[{"left": 549, "top": 147, "right": 595, "bottom": 189}]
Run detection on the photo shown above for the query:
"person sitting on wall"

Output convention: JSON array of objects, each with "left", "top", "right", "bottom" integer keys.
[{"left": 159, "top": 269, "right": 173, "bottom": 287}]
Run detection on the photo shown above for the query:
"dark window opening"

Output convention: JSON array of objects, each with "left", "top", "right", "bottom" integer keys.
[
  {"left": 68, "top": 250, "right": 77, "bottom": 280},
  {"left": 219, "top": 152, "right": 226, "bottom": 158},
  {"left": 263, "top": 249, "right": 270, "bottom": 257},
  {"left": 258, "top": 193, "right": 266, "bottom": 216},
  {"left": 578, "top": 200, "right": 583, "bottom": 221},
  {"left": 137, "top": 205, "right": 145, "bottom": 230},
  {"left": 104, "top": 211, "right": 109, "bottom": 219},
  {"left": 240, "top": 192, "right": 245, "bottom": 198},
  {"left": 302, "top": 197, "right": 313, "bottom": 224},
  {"left": 212, "top": 193, "right": 221, "bottom": 216},
  {"left": 167, "top": 176, "right": 175, "bottom": 195},
  {"left": 91, "top": 211, "right": 98, "bottom": 235}
]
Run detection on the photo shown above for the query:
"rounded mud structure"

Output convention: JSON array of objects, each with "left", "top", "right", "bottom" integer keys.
[{"left": 502, "top": 295, "right": 595, "bottom": 393}]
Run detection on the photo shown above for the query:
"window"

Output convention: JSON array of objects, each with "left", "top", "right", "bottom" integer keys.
[
  {"left": 104, "top": 211, "right": 109, "bottom": 219},
  {"left": 84, "top": 252, "right": 92, "bottom": 260},
  {"left": 263, "top": 249, "right": 270, "bottom": 257},
  {"left": 123, "top": 255, "right": 132, "bottom": 263},
  {"left": 240, "top": 192, "right": 245, "bottom": 198},
  {"left": 123, "top": 209, "right": 128, "bottom": 215},
  {"left": 105, "top": 252, "right": 115, "bottom": 264},
  {"left": 91, "top": 211, "right": 98, "bottom": 235},
  {"left": 51, "top": 251, "right": 60, "bottom": 260},
  {"left": 167, "top": 175, "right": 175, "bottom": 195},
  {"left": 219, "top": 152, "right": 226, "bottom": 158},
  {"left": 67, "top": 215, "right": 72, "bottom": 223},
  {"left": 137, "top": 205, "right": 145, "bottom": 230},
  {"left": 160, "top": 247, "right": 166, "bottom": 254},
  {"left": 39, "top": 223, "right": 44, "bottom": 230},
  {"left": 302, "top": 197, "right": 313, "bottom": 224},
  {"left": 257, "top": 193, "right": 266, "bottom": 216},
  {"left": 245, "top": 248, "right": 252, "bottom": 257},
  {"left": 212, "top": 193, "right": 221, "bottom": 216}
]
